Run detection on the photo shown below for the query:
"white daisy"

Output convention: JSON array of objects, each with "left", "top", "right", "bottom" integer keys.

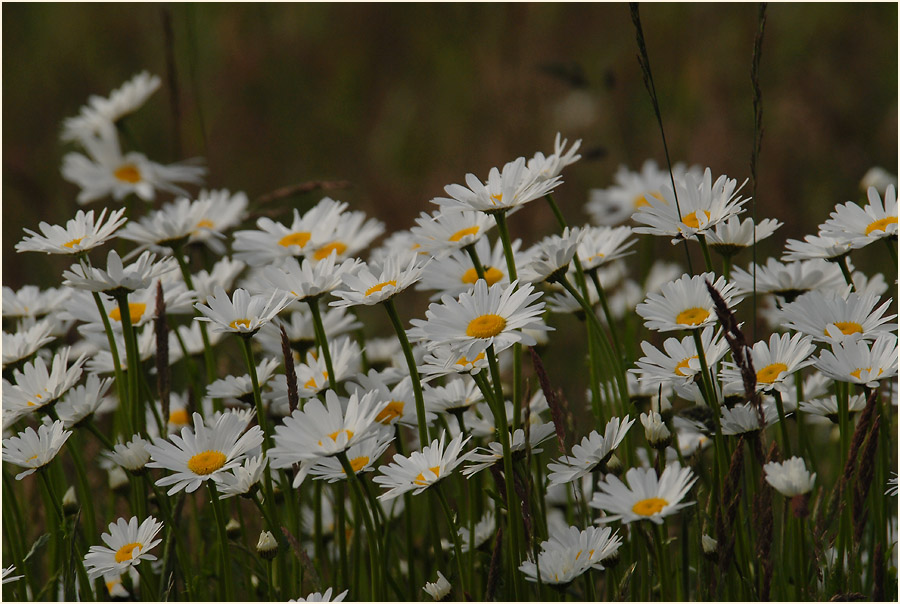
[
  {"left": 289, "top": 587, "right": 348, "bottom": 602},
  {"left": 307, "top": 209, "right": 384, "bottom": 263},
  {"left": 2, "top": 320, "right": 56, "bottom": 367},
  {"left": 106, "top": 435, "right": 152, "bottom": 474},
  {"left": 1, "top": 565, "right": 23, "bottom": 585},
  {"left": 705, "top": 216, "right": 782, "bottom": 256},
  {"left": 216, "top": 455, "right": 268, "bottom": 499},
  {"left": 15, "top": 207, "right": 127, "bottom": 255},
  {"left": 194, "top": 286, "right": 291, "bottom": 336},
  {"left": 763, "top": 456, "right": 816, "bottom": 497},
  {"left": 330, "top": 251, "right": 425, "bottom": 307},
  {"left": 424, "top": 377, "right": 484, "bottom": 416},
  {"left": 860, "top": 167, "right": 897, "bottom": 193},
  {"left": 431, "top": 156, "right": 561, "bottom": 214},
  {"left": 410, "top": 209, "right": 496, "bottom": 258},
  {"left": 632, "top": 168, "right": 748, "bottom": 242},
  {"left": 720, "top": 332, "right": 817, "bottom": 394},
  {"left": 576, "top": 225, "right": 636, "bottom": 273},
  {"left": 65, "top": 284, "right": 194, "bottom": 336},
  {"left": 631, "top": 325, "right": 729, "bottom": 389},
  {"left": 306, "top": 431, "right": 394, "bottom": 484},
  {"left": 527, "top": 132, "right": 582, "bottom": 181},
  {"left": 186, "top": 189, "right": 249, "bottom": 253},
  {"left": 2, "top": 285, "right": 72, "bottom": 318},
  {"left": 720, "top": 402, "right": 780, "bottom": 435},
  {"left": 3, "top": 347, "right": 86, "bottom": 417},
  {"left": 519, "top": 525, "right": 622, "bottom": 585},
  {"left": 207, "top": 357, "right": 281, "bottom": 401},
  {"left": 798, "top": 393, "right": 867, "bottom": 423},
  {"left": 886, "top": 474, "right": 898, "bottom": 497},
  {"left": 346, "top": 372, "right": 433, "bottom": 428},
  {"left": 640, "top": 411, "right": 672, "bottom": 448},
  {"left": 416, "top": 236, "right": 514, "bottom": 300},
  {"left": 782, "top": 233, "right": 852, "bottom": 262},
  {"left": 636, "top": 272, "right": 739, "bottom": 332},
  {"left": 2, "top": 420, "right": 71, "bottom": 479},
  {"left": 61, "top": 71, "right": 161, "bottom": 142},
  {"left": 519, "top": 226, "right": 584, "bottom": 284},
  {"left": 546, "top": 416, "right": 635, "bottom": 487},
  {"left": 820, "top": 185, "right": 898, "bottom": 249},
  {"left": 423, "top": 571, "right": 452, "bottom": 601},
  {"left": 117, "top": 195, "right": 212, "bottom": 250},
  {"left": 83, "top": 516, "right": 164, "bottom": 580},
  {"left": 259, "top": 253, "right": 363, "bottom": 303},
  {"left": 56, "top": 373, "right": 114, "bottom": 428},
  {"left": 442, "top": 510, "right": 496, "bottom": 554},
  {"left": 730, "top": 257, "right": 844, "bottom": 300},
  {"left": 590, "top": 463, "right": 697, "bottom": 524},
  {"left": 63, "top": 249, "right": 177, "bottom": 293},
  {"left": 815, "top": 333, "right": 898, "bottom": 387},
  {"left": 373, "top": 431, "right": 472, "bottom": 500},
  {"left": 462, "top": 422, "right": 556, "bottom": 476},
  {"left": 145, "top": 411, "right": 264, "bottom": 495},
  {"left": 407, "top": 279, "right": 550, "bottom": 360},
  {"left": 267, "top": 336, "right": 362, "bottom": 408},
  {"left": 778, "top": 290, "right": 896, "bottom": 345},
  {"left": 418, "top": 344, "right": 491, "bottom": 381},
  {"left": 256, "top": 306, "right": 360, "bottom": 361}
]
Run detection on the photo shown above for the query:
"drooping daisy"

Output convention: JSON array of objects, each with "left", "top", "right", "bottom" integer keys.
[
  {"left": 462, "top": 422, "right": 556, "bottom": 476},
  {"left": 590, "top": 463, "right": 697, "bottom": 525},
  {"left": 720, "top": 332, "right": 817, "bottom": 394},
  {"left": 705, "top": 216, "right": 782, "bottom": 257},
  {"left": 145, "top": 411, "right": 264, "bottom": 495},
  {"left": 194, "top": 286, "right": 291, "bottom": 336},
  {"left": 782, "top": 233, "right": 852, "bottom": 263},
  {"left": 778, "top": 291, "right": 896, "bottom": 345},
  {"left": 632, "top": 168, "right": 748, "bottom": 242},
  {"left": 423, "top": 571, "right": 452, "bottom": 601},
  {"left": 330, "top": 251, "right": 425, "bottom": 308},
  {"left": 373, "top": 431, "right": 472, "bottom": 500},
  {"left": 410, "top": 209, "right": 496, "bottom": 258},
  {"left": 730, "top": 257, "right": 844, "bottom": 301},
  {"left": 56, "top": 373, "right": 114, "bottom": 428},
  {"left": 289, "top": 587, "right": 348, "bottom": 602},
  {"left": 407, "top": 279, "right": 550, "bottom": 360},
  {"left": 798, "top": 393, "right": 867, "bottom": 423},
  {"left": 207, "top": 357, "right": 281, "bottom": 401},
  {"left": 3, "top": 347, "right": 86, "bottom": 416},
  {"left": 259, "top": 253, "right": 363, "bottom": 304},
  {"left": 519, "top": 227, "right": 584, "bottom": 284},
  {"left": 763, "top": 457, "right": 816, "bottom": 497},
  {"left": 416, "top": 236, "right": 514, "bottom": 299},
  {"left": 820, "top": 185, "right": 898, "bottom": 249},
  {"left": 106, "top": 435, "right": 152, "bottom": 474},
  {"left": 631, "top": 325, "right": 728, "bottom": 390},
  {"left": 61, "top": 71, "right": 161, "bottom": 142},
  {"left": 527, "top": 132, "right": 582, "bottom": 181},
  {"left": 308, "top": 210, "right": 384, "bottom": 263},
  {"left": 547, "top": 416, "right": 635, "bottom": 487},
  {"left": 2, "top": 420, "right": 72, "bottom": 480},
  {"left": 814, "top": 333, "right": 898, "bottom": 387},
  {"left": 431, "top": 156, "right": 562, "bottom": 215},
  {"left": 83, "top": 516, "right": 164, "bottom": 580},
  {"left": 63, "top": 249, "right": 177, "bottom": 294},
  {"left": 576, "top": 225, "right": 636, "bottom": 273},
  {"left": 720, "top": 402, "right": 780, "bottom": 435},
  {"left": 2, "top": 321, "right": 56, "bottom": 368},
  {"left": 306, "top": 431, "right": 395, "bottom": 484},
  {"left": 15, "top": 207, "right": 127, "bottom": 255},
  {"left": 636, "top": 272, "right": 739, "bottom": 332},
  {"left": 215, "top": 455, "right": 268, "bottom": 499}
]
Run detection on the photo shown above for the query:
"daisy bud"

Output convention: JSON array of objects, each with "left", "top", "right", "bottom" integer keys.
[
  {"left": 640, "top": 411, "right": 672, "bottom": 450},
  {"left": 257, "top": 530, "right": 278, "bottom": 560},
  {"left": 701, "top": 534, "right": 718, "bottom": 561},
  {"left": 108, "top": 466, "right": 129, "bottom": 494},
  {"left": 62, "top": 486, "right": 78, "bottom": 516},
  {"left": 226, "top": 518, "right": 241, "bottom": 540},
  {"left": 423, "top": 570, "right": 452, "bottom": 601},
  {"left": 272, "top": 485, "right": 285, "bottom": 505}
]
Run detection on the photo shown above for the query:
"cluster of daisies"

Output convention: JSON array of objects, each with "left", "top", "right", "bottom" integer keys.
[{"left": 2, "top": 70, "right": 896, "bottom": 602}]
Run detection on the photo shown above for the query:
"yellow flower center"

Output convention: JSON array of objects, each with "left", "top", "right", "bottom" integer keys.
[
  {"left": 675, "top": 307, "right": 710, "bottom": 326},
  {"left": 195, "top": 219, "right": 215, "bottom": 229},
  {"left": 348, "top": 456, "right": 370, "bottom": 474},
  {"left": 850, "top": 367, "right": 883, "bottom": 380},
  {"left": 113, "top": 164, "right": 142, "bottom": 184},
  {"left": 375, "top": 401, "right": 405, "bottom": 425},
  {"left": 365, "top": 280, "right": 397, "bottom": 296},
  {"left": 756, "top": 362, "right": 788, "bottom": 384},
  {"left": 575, "top": 549, "right": 596, "bottom": 561},
  {"left": 169, "top": 409, "right": 189, "bottom": 426},
  {"left": 466, "top": 314, "right": 506, "bottom": 338},
  {"left": 681, "top": 210, "right": 711, "bottom": 230},
  {"left": 632, "top": 497, "right": 669, "bottom": 516},
  {"left": 634, "top": 191, "right": 664, "bottom": 209},
  {"left": 674, "top": 356, "right": 698, "bottom": 377},
  {"left": 114, "top": 542, "right": 143, "bottom": 563},
  {"left": 461, "top": 266, "right": 504, "bottom": 286},
  {"left": 831, "top": 321, "right": 863, "bottom": 336},
  {"left": 456, "top": 352, "right": 486, "bottom": 366},
  {"left": 187, "top": 450, "right": 227, "bottom": 475},
  {"left": 490, "top": 193, "right": 503, "bottom": 205},
  {"left": 229, "top": 318, "right": 251, "bottom": 330},
  {"left": 304, "top": 371, "right": 328, "bottom": 390},
  {"left": 63, "top": 237, "right": 84, "bottom": 249},
  {"left": 318, "top": 429, "right": 354, "bottom": 446},
  {"left": 109, "top": 303, "right": 147, "bottom": 323},
  {"left": 26, "top": 454, "right": 39, "bottom": 463},
  {"left": 449, "top": 226, "right": 480, "bottom": 242},
  {"left": 865, "top": 216, "right": 897, "bottom": 235},
  {"left": 414, "top": 465, "right": 441, "bottom": 485},
  {"left": 278, "top": 232, "right": 312, "bottom": 248},
  {"left": 313, "top": 242, "right": 348, "bottom": 260}
]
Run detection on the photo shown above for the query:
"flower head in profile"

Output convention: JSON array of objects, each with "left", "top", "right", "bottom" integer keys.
[
  {"left": 83, "top": 516, "right": 164, "bottom": 580},
  {"left": 259, "top": 253, "right": 362, "bottom": 304},
  {"left": 720, "top": 402, "right": 780, "bottom": 435},
  {"left": 730, "top": 258, "right": 844, "bottom": 301},
  {"left": 308, "top": 209, "right": 384, "bottom": 263},
  {"left": 632, "top": 325, "right": 728, "bottom": 389},
  {"left": 546, "top": 416, "right": 635, "bottom": 487},
  {"left": 519, "top": 525, "right": 622, "bottom": 585},
  {"left": 527, "top": 132, "right": 582, "bottom": 181},
  {"left": 782, "top": 233, "right": 852, "bottom": 262},
  {"left": 187, "top": 189, "right": 249, "bottom": 253},
  {"left": 106, "top": 435, "right": 152, "bottom": 474},
  {"left": 636, "top": 272, "right": 739, "bottom": 332},
  {"left": 590, "top": 463, "right": 697, "bottom": 524},
  {"left": 814, "top": 333, "right": 898, "bottom": 387},
  {"left": 720, "top": 332, "right": 816, "bottom": 394},
  {"left": 374, "top": 431, "right": 472, "bottom": 500},
  {"left": 56, "top": 373, "right": 114, "bottom": 428},
  {"left": 820, "top": 185, "right": 897, "bottom": 249},
  {"left": 331, "top": 251, "right": 425, "bottom": 307},
  {"left": 2, "top": 320, "right": 56, "bottom": 368},
  {"left": 63, "top": 249, "right": 177, "bottom": 294},
  {"left": 194, "top": 286, "right": 291, "bottom": 336},
  {"left": 576, "top": 225, "right": 636, "bottom": 273},
  {"left": 16, "top": 207, "right": 127, "bottom": 255},
  {"left": 61, "top": 71, "right": 161, "bottom": 142},
  {"left": 778, "top": 291, "right": 896, "bottom": 345},
  {"left": 410, "top": 209, "right": 496, "bottom": 258},
  {"left": 519, "top": 227, "right": 584, "bottom": 284},
  {"left": 216, "top": 455, "right": 268, "bottom": 499},
  {"left": 3, "top": 347, "right": 87, "bottom": 417},
  {"left": 2, "top": 420, "right": 72, "bottom": 480},
  {"left": 705, "top": 216, "right": 782, "bottom": 257},
  {"left": 423, "top": 571, "right": 452, "bottom": 601},
  {"left": 289, "top": 587, "right": 348, "bottom": 602},
  {"left": 764, "top": 456, "right": 816, "bottom": 497}
]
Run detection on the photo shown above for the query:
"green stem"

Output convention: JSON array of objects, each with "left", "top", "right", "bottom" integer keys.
[
  {"left": 588, "top": 269, "right": 625, "bottom": 365},
  {"left": 383, "top": 298, "right": 430, "bottom": 446},
  {"left": 336, "top": 483, "right": 349, "bottom": 590},
  {"left": 337, "top": 452, "right": 382, "bottom": 600},
  {"left": 434, "top": 485, "right": 467, "bottom": 596},
  {"left": 772, "top": 390, "right": 792, "bottom": 457},
  {"left": 84, "top": 419, "right": 115, "bottom": 450},
  {"left": 238, "top": 336, "right": 271, "bottom": 448},
  {"left": 543, "top": 193, "right": 568, "bottom": 229},
  {"left": 696, "top": 233, "right": 714, "bottom": 273},
  {"left": 836, "top": 255, "right": 856, "bottom": 291},
  {"left": 208, "top": 481, "right": 234, "bottom": 600},
  {"left": 91, "top": 292, "right": 129, "bottom": 435},
  {"left": 68, "top": 436, "right": 97, "bottom": 539},
  {"left": 307, "top": 299, "right": 337, "bottom": 390},
  {"left": 492, "top": 211, "right": 523, "bottom": 433},
  {"left": 463, "top": 244, "right": 487, "bottom": 280},
  {"left": 113, "top": 292, "right": 142, "bottom": 436}
]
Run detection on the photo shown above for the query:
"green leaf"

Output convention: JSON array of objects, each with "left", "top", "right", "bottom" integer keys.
[{"left": 23, "top": 533, "right": 50, "bottom": 563}]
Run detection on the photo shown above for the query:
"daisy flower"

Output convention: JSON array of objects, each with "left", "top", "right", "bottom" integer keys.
[
  {"left": 62, "top": 249, "right": 177, "bottom": 294},
  {"left": 763, "top": 456, "right": 816, "bottom": 497},
  {"left": 233, "top": 197, "right": 346, "bottom": 267},
  {"left": 330, "top": 251, "right": 425, "bottom": 307},
  {"left": 207, "top": 357, "right": 281, "bottom": 401},
  {"left": 194, "top": 286, "right": 291, "bottom": 336},
  {"left": 861, "top": 167, "right": 897, "bottom": 193},
  {"left": 462, "top": 422, "right": 556, "bottom": 476},
  {"left": 416, "top": 236, "right": 514, "bottom": 299},
  {"left": 106, "top": 435, "right": 152, "bottom": 474},
  {"left": 2, "top": 284, "right": 72, "bottom": 319},
  {"left": 636, "top": 272, "right": 739, "bottom": 332},
  {"left": 519, "top": 227, "right": 584, "bottom": 284},
  {"left": 117, "top": 195, "right": 213, "bottom": 251},
  {"left": 705, "top": 216, "right": 782, "bottom": 257},
  {"left": 2, "top": 420, "right": 72, "bottom": 480},
  {"left": 215, "top": 455, "right": 268, "bottom": 499},
  {"left": 519, "top": 525, "right": 622, "bottom": 585},
  {"left": 410, "top": 208, "right": 496, "bottom": 258},
  {"left": 66, "top": 284, "right": 194, "bottom": 337},
  {"left": 55, "top": 373, "right": 114, "bottom": 428},
  {"left": 306, "top": 431, "right": 394, "bottom": 484},
  {"left": 423, "top": 571, "right": 452, "bottom": 601},
  {"left": 720, "top": 402, "right": 780, "bottom": 435},
  {"left": 145, "top": 411, "right": 264, "bottom": 495},
  {"left": 782, "top": 233, "right": 852, "bottom": 262},
  {"left": 590, "top": 463, "right": 697, "bottom": 524},
  {"left": 186, "top": 189, "right": 249, "bottom": 254},
  {"left": 2, "top": 321, "right": 56, "bottom": 367},
  {"left": 267, "top": 336, "right": 362, "bottom": 407},
  {"left": 778, "top": 290, "right": 896, "bottom": 345},
  {"left": 418, "top": 344, "right": 491, "bottom": 381},
  {"left": 576, "top": 225, "right": 636, "bottom": 273},
  {"left": 408, "top": 279, "right": 550, "bottom": 360},
  {"left": 15, "top": 207, "right": 127, "bottom": 255},
  {"left": 442, "top": 510, "right": 496, "bottom": 554},
  {"left": 61, "top": 122, "right": 205, "bottom": 205},
  {"left": 886, "top": 474, "right": 898, "bottom": 497},
  {"left": 290, "top": 588, "right": 348, "bottom": 602},
  {"left": 83, "top": 516, "right": 164, "bottom": 580},
  {"left": 632, "top": 168, "right": 748, "bottom": 242},
  {"left": 730, "top": 257, "right": 844, "bottom": 301},
  {"left": 189, "top": 257, "right": 246, "bottom": 303},
  {"left": 256, "top": 306, "right": 360, "bottom": 361},
  {"left": 720, "top": 332, "right": 817, "bottom": 394},
  {"left": 526, "top": 132, "right": 582, "bottom": 181},
  {"left": 1, "top": 565, "right": 23, "bottom": 585},
  {"left": 431, "top": 156, "right": 561, "bottom": 215},
  {"left": 820, "top": 185, "right": 897, "bottom": 249},
  {"left": 424, "top": 377, "right": 484, "bottom": 416},
  {"left": 815, "top": 333, "right": 898, "bottom": 387},
  {"left": 61, "top": 71, "right": 161, "bottom": 142},
  {"left": 3, "top": 347, "right": 86, "bottom": 416},
  {"left": 308, "top": 209, "right": 384, "bottom": 263},
  {"left": 259, "top": 253, "right": 363, "bottom": 303},
  {"left": 346, "top": 372, "right": 433, "bottom": 428},
  {"left": 640, "top": 411, "right": 672, "bottom": 448},
  {"left": 373, "top": 431, "right": 472, "bottom": 500},
  {"left": 632, "top": 325, "right": 729, "bottom": 390},
  {"left": 546, "top": 416, "right": 635, "bottom": 487},
  {"left": 798, "top": 393, "right": 867, "bottom": 423}
]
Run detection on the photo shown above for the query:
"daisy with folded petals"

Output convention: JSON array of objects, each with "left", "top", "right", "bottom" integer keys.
[
  {"left": 815, "top": 333, "right": 898, "bottom": 387},
  {"left": 106, "top": 435, "right": 152, "bottom": 474},
  {"left": 63, "top": 249, "right": 176, "bottom": 294},
  {"left": 2, "top": 420, "right": 72, "bottom": 480},
  {"left": 410, "top": 209, "right": 496, "bottom": 258},
  {"left": 820, "top": 185, "right": 897, "bottom": 249},
  {"left": 83, "top": 516, "right": 164, "bottom": 580},
  {"left": 632, "top": 168, "right": 748, "bottom": 242},
  {"left": 15, "top": 207, "right": 127, "bottom": 255},
  {"left": 720, "top": 332, "right": 816, "bottom": 394},
  {"left": 3, "top": 347, "right": 86, "bottom": 416},
  {"left": 408, "top": 279, "right": 550, "bottom": 360},
  {"left": 590, "top": 463, "right": 697, "bottom": 525},
  {"left": 290, "top": 588, "right": 348, "bottom": 602},
  {"left": 207, "top": 357, "right": 281, "bottom": 401},
  {"left": 2, "top": 321, "right": 55, "bottom": 367},
  {"left": 432, "top": 156, "right": 561, "bottom": 215},
  {"left": 61, "top": 71, "right": 161, "bottom": 143},
  {"left": 330, "top": 251, "right": 425, "bottom": 308},
  {"left": 527, "top": 132, "right": 582, "bottom": 181},
  {"left": 519, "top": 525, "right": 621, "bottom": 585},
  {"left": 216, "top": 455, "right": 268, "bottom": 498},
  {"left": 462, "top": 422, "right": 555, "bottom": 476},
  {"left": 720, "top": 402, "right": 780, "bottom": 435},
  {"left": 764, "top": 457, "right": 816, "bottom": 497},
  {"left": 519, "top": 227, "right": 584, "bottom": 284},
  {"left": 547, "top": 416, "right": 635, "bottom": 487},
  {"left": 705, "top": 216, "right": 782, "bottom": 257},
  {"left": 799, "top": 393, "right": 867, "bottom": 423},
  {"left": 374, "top": 431, "right": 472, "bottom": 500},
  {"left": 56, "top": 373, "right": 113, "bottom": 428},
  {"left": 576, "top": 225, "right": 636, "bottom": 273},
  {"left": 632, "top": 325, "right": 728, "bottom": 390},
  {"left": 423, "top": 571, "right": 452, "bottom": 600},
  {"left": 778, "top": 290, "right": 896, "bottom": 345},
  {"left": 730, "top": 257, "right": 844, "bottom": 301},
  {"left": 636, "top": 272, "right": 739, "bottom": 332},
  {"left": 194, "top": 286, "right": 291, "bottom": 336},
  {"left": 145, "top": 411, "right": 263, "bottom": 495},
  {"left": 782, "top": 233, "right": 852, "bottom": 262},
  {"left": 260, "top": 253, "right": 363, "bottom": 304}
]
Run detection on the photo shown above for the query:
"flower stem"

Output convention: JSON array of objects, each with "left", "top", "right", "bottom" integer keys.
[
  {"left": 207, "top": 481, "right": 234, "bottom": 601},
  {"left": 113, "top": 292, "right": 142, "bottom": 436},
  {"left": 91, "top": 292, "right": 129, "bottom": 434},
  {"left": 383, "top": 298, "right": 430, "bottom": 446},
  {"left": 836, "top": 255, "right": 856, "bottom": 291},
  {"left": 337, "top": 452, "right": 382, "bottom": 600},
  {"left": 492, "top": 211, "right": 523, "bottom": 431},
  {"left": 307, "top": 299, "right": 337, "bottom": 390},
  {"left": 434, "top": 484, "right": 467, "bottom": 596},
  {"left": 238, "top": 335, "right": 271, "bottom": 448},
  {"left": 696, "top": 233, "right": 714, "bottom": 273},
  {"left": 772, "top": 390, "right": 792, "bottom": 457}
]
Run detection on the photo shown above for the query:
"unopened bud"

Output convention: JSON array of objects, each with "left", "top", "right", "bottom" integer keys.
[
  {"left": 257, "top": 530, "right": 278, "bottom": 560},
  {"left": 226, "top": 518, "right": 241, "bottom": 540},
  {"left": 640, "top": 411, "right": 672, "bottom": 450},
  {"left": 62, "top": 486, "right": 78, "bottom": 516},
  {"left": 701, "top": 534, "right": 718, "bottom": 561},
  {"left": 605, "top": 454, "right": 624, "bottom": 476}
]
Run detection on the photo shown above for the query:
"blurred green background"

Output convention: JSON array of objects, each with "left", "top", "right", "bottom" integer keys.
[{"left": 3, "top": 3, "right": 897, "bottom": 289}]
